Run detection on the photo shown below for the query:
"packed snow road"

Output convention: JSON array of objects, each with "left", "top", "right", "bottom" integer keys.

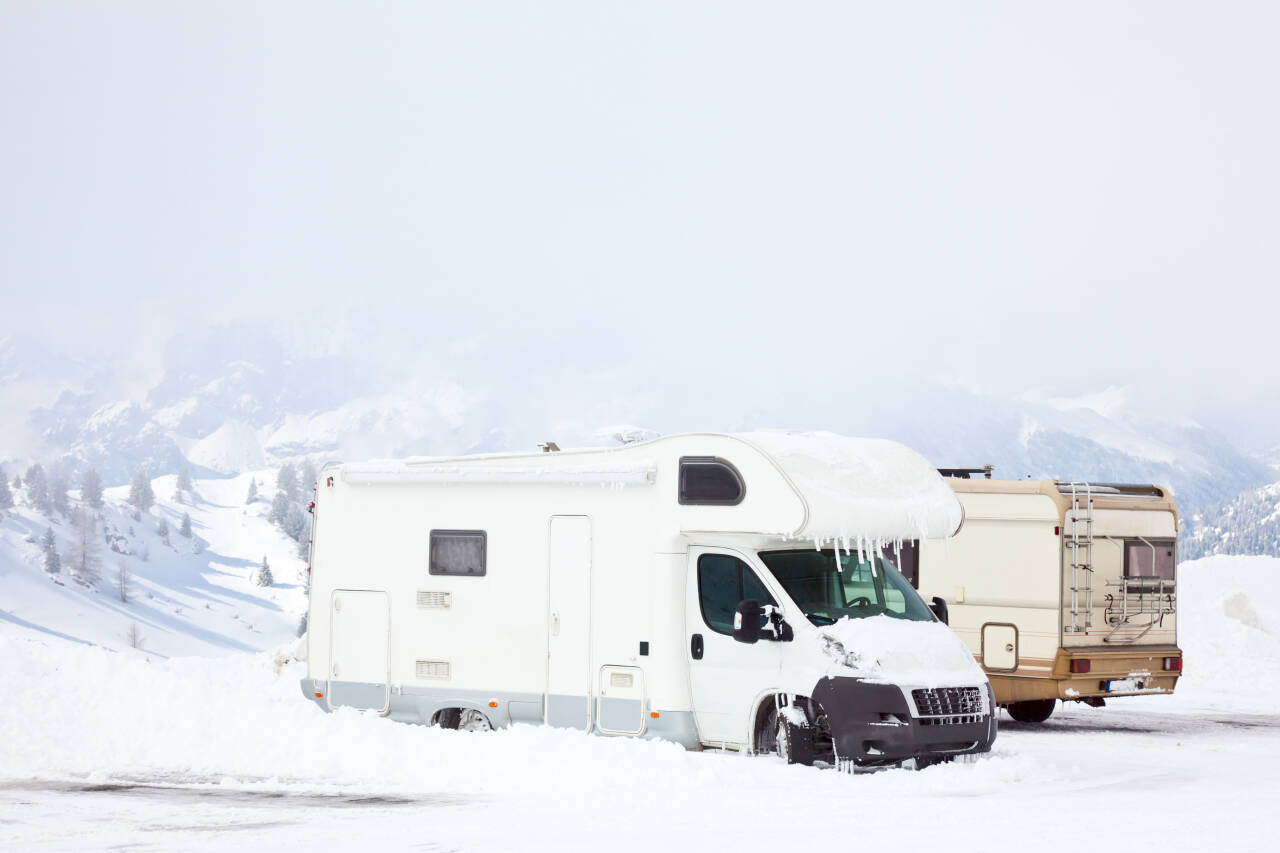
[
  {"left": 2, "top": 692, "right": 1277, "bottom": 851},
  {"left": 2, "top": 555, "right": 1277, "bottom": 851}
]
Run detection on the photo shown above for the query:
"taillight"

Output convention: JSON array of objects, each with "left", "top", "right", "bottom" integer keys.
[
  {"left": 1164, "top": 657, "right": 1182, "bottom": 671},
  {"left": 1070, "top": 659, "right": 1091, "bottom": 674}
]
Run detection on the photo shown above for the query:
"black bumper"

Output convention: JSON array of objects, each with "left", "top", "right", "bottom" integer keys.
[{"left": 811, "top": 677, "right": 997, "bottom": 767}]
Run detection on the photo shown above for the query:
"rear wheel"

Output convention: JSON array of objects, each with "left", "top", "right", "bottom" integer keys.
[
  {"left": 1006, "top": 699, "right": 1056, "bottom": 723},
  {"left": 457, "top": 709, "right": 493, "bottom": 732},
  {"left": 436, "top": 708, "right": 461, "bottom": 729}
]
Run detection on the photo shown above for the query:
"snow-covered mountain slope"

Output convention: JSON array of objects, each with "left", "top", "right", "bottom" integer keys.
[
  {"left": 0, "top": 472, "right": 307, "bottom": 657},
  {"left": 1181, "top": 481, "right": 1280, "bottom": 559}
]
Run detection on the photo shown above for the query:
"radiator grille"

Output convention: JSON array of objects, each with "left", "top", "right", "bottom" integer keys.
[
  {"left": 912, "top": 687, "right": 984, "bottom": 725},
  {"left": 415, "top": 659, "right": 451, "bottom": 680},
  {"left": 416, "top": 591, "right": 452, "bottom": 609}
]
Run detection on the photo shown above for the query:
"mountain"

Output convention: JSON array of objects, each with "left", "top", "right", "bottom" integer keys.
[
  {"left": 1180, "top": 481, "right": 1280, "bottom": 560},
  {"left": 1, "top": 330, "right": 1271, "bottom": 521}
]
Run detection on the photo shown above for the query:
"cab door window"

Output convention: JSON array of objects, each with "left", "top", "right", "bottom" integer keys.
[{"left": 697, "top": 553, "right": 776, "bottom": 635}]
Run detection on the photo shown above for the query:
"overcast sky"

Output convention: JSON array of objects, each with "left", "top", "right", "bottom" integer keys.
[{"left": 2, "top": 2, "right": 1277, "bottom": 440}]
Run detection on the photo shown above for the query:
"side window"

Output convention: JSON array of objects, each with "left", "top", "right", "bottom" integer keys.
[
  {"left": 429, "top": 530, "right": 487, "bottom": 576},
  {"left": 697, "top": 553, "right": 776, "bottom": 635},
  {"left": 679, "top": 457, "right": 745, "bottom": 505},
  {"left": 884, "top": 541, "right": 918, "bottom": 589}
]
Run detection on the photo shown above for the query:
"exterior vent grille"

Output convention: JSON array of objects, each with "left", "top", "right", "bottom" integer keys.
[
  {"left": 912, "top": 687, "right": 984, "bottom": 725},
  {"left": 415, "top": 660, "right": 451, "bottom": 680},
  {"left": 417, "top": 591, "right": 452, "bottom": 609}
]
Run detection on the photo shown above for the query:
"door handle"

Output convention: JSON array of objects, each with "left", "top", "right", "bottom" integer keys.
[
  {"left": 691, "top": 633, "right": 704, "bottom": 660},
  {"left": 1005, "top": 643, "right": 1014, "bottom": 653},
  {"left": 552, "top": 612, "right": 560, "bottom": 637}
]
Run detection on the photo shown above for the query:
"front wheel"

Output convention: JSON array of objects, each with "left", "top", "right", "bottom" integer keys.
[{"left": 1006, "top": 699, "right": 1056, "bottom": 723}]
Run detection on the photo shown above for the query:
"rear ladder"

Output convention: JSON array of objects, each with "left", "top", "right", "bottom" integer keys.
[{"left": 1065, "top": 482, "right": 1094, "bottom": 634}]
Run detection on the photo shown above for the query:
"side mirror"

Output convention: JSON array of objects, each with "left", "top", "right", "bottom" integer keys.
[
  {"left": 762, "top": 604, "right": 794, "bottom": 642},
  {"left": 930, "top": 596, "right": 949, "bottom": 625},
  {"left": 733, "top": 599, "right": 762, "bottom": 644}
]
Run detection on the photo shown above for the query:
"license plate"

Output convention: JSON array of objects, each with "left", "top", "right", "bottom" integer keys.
[{"left": 1104, "top": 678, "right": 1144, "bottom": 692}]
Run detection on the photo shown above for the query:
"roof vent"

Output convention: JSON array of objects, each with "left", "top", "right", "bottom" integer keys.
[{"left": 538, "top": 442, "right": 561, "bottom": 453}]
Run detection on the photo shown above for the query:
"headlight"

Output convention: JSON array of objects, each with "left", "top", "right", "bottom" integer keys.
[{"left": 820, "top": 634, "right": 862, "bottom": 669}]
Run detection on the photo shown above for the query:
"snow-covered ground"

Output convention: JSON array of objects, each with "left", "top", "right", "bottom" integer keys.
[
  {"left": 1, "top": 556, "right": 1277, "bottom": 851},
  {"left": 0, "top": 472, "right": 307, "bottom": 656}
]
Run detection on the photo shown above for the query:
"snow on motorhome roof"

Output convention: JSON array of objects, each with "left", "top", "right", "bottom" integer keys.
[
  {"left": 737, "top": 431, "right": 963, "bottom": 542},
  {"left": 339, "top": 431, "right": 963, "bottom": 541}
]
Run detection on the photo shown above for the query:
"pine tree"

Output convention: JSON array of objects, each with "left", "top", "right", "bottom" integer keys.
[
  {"left": 156, "top": 516, "right": 170, "bottom": 546},
  {"left": 245, "top": 477, "right": 258, "bottom": 504},
  {"left": 256, "top": 555, "right": 274, "bottom": 587},
  {"left": 24, "top": 464, "right": 49, "bottom": 513},
  {"left": 283, "top": 504, "right": 306, "bottom": 540},
  {"left": 11, "top": 472, "right": 20, "bottom": 491},
  {"left": 176, "top": 464, "right": 194, "bottom": 494},
  {"left": 129, "top": 467, "right": 155, "bottom": 512},
  {"left": 49, "top": 471, "right": 71, "bottom": 516},
  {"left": 270, "top": 491, "right": 290, "bottom": 526},
  {"left": 68, "top": 507, "right": 101, "bottom": 585},
  {"left": 80, "top": 468, "right": 104, "bottom": 509},
  {"left": 298, "top": 460, "right": 317, "bottom": 495},
  {"left": 180, "top": 512, "right": 192, "bottom": 538},
  {"left": 0, "top": 468, "right": 13, "bottom": 512},
  {"left": 126, "top": 622, "right": 145, "bottom": 650},
  {"left": 296, "top": 611, "right": 308, "bottom": 637},
  {"left": 41, "top": 527, "right": 61, "bottom": 575},
  {"left": 276, "top": 463, "right": 298, "bottom": 501}
]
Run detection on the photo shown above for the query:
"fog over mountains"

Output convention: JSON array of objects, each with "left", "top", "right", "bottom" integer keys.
[{"left": 1, "top": 325, "right": 1271, "bottom": 524}]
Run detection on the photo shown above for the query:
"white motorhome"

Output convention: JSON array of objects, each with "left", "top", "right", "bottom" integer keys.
[
  {"left": 918, "top": 471, "right": 1182, "bottom": 723},
  {"left": 300, "top": 432, "right": 997, "bottom": 768}
]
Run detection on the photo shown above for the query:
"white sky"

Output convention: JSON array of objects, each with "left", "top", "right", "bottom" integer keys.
[{"left": 2, "top": 2, "right": 1278, "bottom": 439}]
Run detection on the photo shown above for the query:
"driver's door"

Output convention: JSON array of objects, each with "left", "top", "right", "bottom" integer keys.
[{"left": 685, "top": 548, "right": 783, "bottom": 747}]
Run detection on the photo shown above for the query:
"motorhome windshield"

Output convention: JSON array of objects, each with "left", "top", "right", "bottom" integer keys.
[{"left": 758, "top": 548, "right": 934, "bottom": 626}]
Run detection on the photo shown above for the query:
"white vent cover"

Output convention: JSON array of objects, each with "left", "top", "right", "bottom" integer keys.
[
  {"left": 610, "top": 672, "right": 634, "bottom": 688},
  {"left": 417, "top": 591, "right": 452, "bottom": 609},
  {"left": 416, "top": 660, "right": 451, "bottom": 680}
]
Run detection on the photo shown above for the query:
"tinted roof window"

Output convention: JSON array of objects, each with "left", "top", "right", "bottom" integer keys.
[{"left": 679, "top": 457, "right": 745, "bottom": 505}]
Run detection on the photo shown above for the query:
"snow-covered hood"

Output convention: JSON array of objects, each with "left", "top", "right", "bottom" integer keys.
[{"left": 816, "top": 615, "right": 986, "bottom": 688}]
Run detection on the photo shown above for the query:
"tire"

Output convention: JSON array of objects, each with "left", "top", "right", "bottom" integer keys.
[
  {"left": 436, "top": 708, "right": 461, "bottom": 729},
  {"left": 1006, "top": 699, "right": 1056, "bottom": 723},
  {"left": 773, "top": 709, "right": 817, "bottom": 766},
  {"left": 457, "top": 709, "right": 493, "bottom": 732}
]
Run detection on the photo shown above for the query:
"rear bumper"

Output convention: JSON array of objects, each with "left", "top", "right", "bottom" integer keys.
[
  {"left": 1055, "top": 646, "right": 1182, "bottom": 699},
  {"left": 988, "top": 646, "right": 1183, "bottom": 704},
  {"left": 812, "top": 677, "right": 997, "bottom": 767}
]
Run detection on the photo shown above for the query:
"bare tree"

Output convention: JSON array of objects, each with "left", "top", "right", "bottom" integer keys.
[
  {"left": 116, "top": 560, "right": 133, "bottom": 603},
  {"left": 126, "top": 622, "right": 145, "bottom": 650},
  {"left": 68, "top": 507, "right": 102, "bottom": 586}
]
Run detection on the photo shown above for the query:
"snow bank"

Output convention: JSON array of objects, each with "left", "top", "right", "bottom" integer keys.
[
  {"left": 740, "top": 430, "right": 964, "bottom": 541},
  {"left": 1138, "top": 554, "right": 1280, "bottom": 713},
  {"left": 818, "top": 615, "right": 986, "bottom": 687}
]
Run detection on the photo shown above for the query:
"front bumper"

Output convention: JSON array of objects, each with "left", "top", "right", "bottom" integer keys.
[{"left": 812, "top": 677, "right": 997, "bottom": 767}]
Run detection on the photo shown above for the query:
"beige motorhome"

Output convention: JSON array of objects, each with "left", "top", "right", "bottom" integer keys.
[{"left": 917, "top": 472, "right": 1181, "bottom": 722}]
